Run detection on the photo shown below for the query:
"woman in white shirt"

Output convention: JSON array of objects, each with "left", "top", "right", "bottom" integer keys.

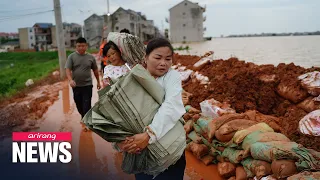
[{"left": 116, "top": 38, "right": 187, "bottom": 180}]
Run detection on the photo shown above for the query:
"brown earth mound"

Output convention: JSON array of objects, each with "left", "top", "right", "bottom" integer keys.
[{"left": 176, "top": 54, "right": 320, "bottom": 151}]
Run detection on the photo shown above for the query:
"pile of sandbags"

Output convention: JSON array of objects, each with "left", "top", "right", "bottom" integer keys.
[{"left": 183, "top": 103, "right": 320, "bottom": 180}]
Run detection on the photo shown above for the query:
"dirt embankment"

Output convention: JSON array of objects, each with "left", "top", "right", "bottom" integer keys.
[
  {"left": 0, "top": 73, "right": 62, "bottom": 139},
  {"left": 175, "top": 54, "right": 320, "bottom": 151}
]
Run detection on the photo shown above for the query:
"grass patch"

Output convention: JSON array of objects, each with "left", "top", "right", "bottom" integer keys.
[
  {"left": 174, "top": 45, "right": 190, "bottom": 51},
  {"left": 0, "top": 51, "right": 72, "bottom": 98},
  {"left": 87, "top": 49, "right": 99, "bottom": 54}
]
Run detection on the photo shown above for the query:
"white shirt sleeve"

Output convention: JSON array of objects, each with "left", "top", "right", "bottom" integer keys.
[
  {"left": 103, "top": 65, "right": 111, "bottom": 79},
  {"left": 148, "top": 70, "right": 186, "bottom": 144}
]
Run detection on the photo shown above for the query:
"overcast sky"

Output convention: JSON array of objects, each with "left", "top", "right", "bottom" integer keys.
[{"left": 0, "top": 0, "right": 319, "bottom": 37}]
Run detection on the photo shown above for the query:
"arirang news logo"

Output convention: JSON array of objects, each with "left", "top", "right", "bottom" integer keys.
[{"left": 12, "top": 132, "right": 72, "bottom": 163}]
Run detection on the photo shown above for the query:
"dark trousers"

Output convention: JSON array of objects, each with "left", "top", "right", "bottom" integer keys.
[
  {"left": 135, "top": 153, "right": 186, "bottom": 180},
  {"left": 101, "top": 61, "right": 106, "bottom": 73},
  {"left": 72, "top": 85, "right": 93, "bottom": 118}
]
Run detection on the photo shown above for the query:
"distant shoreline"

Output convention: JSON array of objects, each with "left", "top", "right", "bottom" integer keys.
[{"left": 223, "top": 32, "right": 320, "bottom": 38}]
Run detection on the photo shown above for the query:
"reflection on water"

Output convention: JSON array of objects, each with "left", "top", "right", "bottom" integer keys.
[
  {"left": 33, "top": 76, "right": 222, "bottom": 180},
  {"left": 173, "top": 35, "right": 320, "bottom": 68},
  {"left": 62, "top": 81, "right": 70, "bottom": 114}
]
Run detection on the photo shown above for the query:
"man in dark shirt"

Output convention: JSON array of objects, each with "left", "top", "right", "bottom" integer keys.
[{"left": 65, "top": 37, "right": 101, "bottom": 119}]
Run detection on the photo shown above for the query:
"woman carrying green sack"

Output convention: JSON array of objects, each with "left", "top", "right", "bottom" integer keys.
[{"left": 97, "top": 36, "right": 187, "bottom": 179}]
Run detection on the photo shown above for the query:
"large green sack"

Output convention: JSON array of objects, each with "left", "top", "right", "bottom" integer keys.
[
  {"left": 242, "top": 131, "right": 290, "bottom": 151},
  {"left": 288, "top": 171, "right": 320, "bottom": 180},
  {"left": 233, "top": 123, "right": 274, "bottom": 144},
  {"left": 196, "top": 116, "right": 212, "bottom": 133},
  {"left": 188, "top": 131, "right": 202, "bottom": 144},
  {"left": 201, "top": 136, "right": 211, "bottom": 147},
  {"left": 250, "top": 141, "right": 320, "bottom": 171},
  {"left": 82, "top": 64, "right": 186, "bottom": 176},
  {"left": 193, "top": 123, "right": 203, "bottom": 135},
  {"left": 222, "top": 147, "right": 249, "bottom": 164}
]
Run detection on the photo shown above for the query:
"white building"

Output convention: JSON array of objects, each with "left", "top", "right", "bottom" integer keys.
[
  {"left": 84, "top": 7, "right": 161, "bottom": 48},
  {"left": 51, "top": 23, "right": 82, "bottom": 48},
  {"left": 18, "top": 27, "right": 36, "bottom": 49},
  {"left": 169, "top": 0, "right": 206, "bottom": 43}
]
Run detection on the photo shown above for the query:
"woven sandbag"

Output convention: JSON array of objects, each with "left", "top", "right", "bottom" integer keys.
[
  {"left": 241, "top": 158, "right": 272, "bottom": 179},
  {"left": 188, "top": 131, "right": 202, "bottom": 144},
  {"left": 188, "top": 142, "right": 209, "bottom": 159},
  {"left": 233, "top": 123, "right": 274, "bottom": 144},
  {"left": 222, "top": 147, "right": 249, "bottom": 164},
  {"left": 107, "top": 32, "right": 145, "bottom": 66},
  {"left": 288, "top": 171, "right": 320, "bottom": 180},
  {"left": 215, "top": 129, "right": 235, "bottom": 142},
  {"left": 218, "top": 119, "right": 257, "bottom": 135},
  {"left": 201, "top": 155, "right": 214, "bottom": 166},
  {"left": 271, "top": 160, "right": 297, "bottom": 179},
  {"left": 207, "top": 114, "right": 247, "bottom": 141},
  {"left": 218, "top": 162, "right": 236, "bottom": 179},
  {"left": 242, "top": 131, "right": 290, "bottom": 151},
  {"left": 184, "top": 120, "right": 193, "bottom": 134},
  {"left": 236, "top": 166, "right": 247, "bottom": 180},
  {"left": 250, "top": 141, "right": 320, "bottom": 171}
]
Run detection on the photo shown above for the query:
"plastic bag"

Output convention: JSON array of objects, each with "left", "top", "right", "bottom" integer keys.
[
  {"left": 254, "top": 175, "right": 277, "bottom": 180},
  {"left": 178, "top": 68, "right": 193, "bottom": 82},
  {"left": 191, "top": 71, "right": 209, "bottom": 84},
  {"left": 299, "top": 109, "right": 320, "bottom": 136},
  {"left": 194, "top": 56, "right": 211, "bottom": 68},
  {"left": 298, "top": 71, "right": 320, "bottom": 96},
  {"left": 200, "top": 98, "right": 236, "bottom": 118}
]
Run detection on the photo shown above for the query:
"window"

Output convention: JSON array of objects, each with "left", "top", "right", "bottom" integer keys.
[
  {"left": 30, "top": 36, "right": 33, "bottom": 40},
  {"left": 29, "top": 29, "right": 32, "bottom": 33},
  {"left": 183, "top": 24, "right": 186, "bottom": 27},
  {"left": 183, "top": 36, "right": 186, "bottom": 39},
  {"left": 31, "top": 43, "right": 34, "bottom": 47},
  {"left": 116, "top": 26, "right": 119, "bottom": 30},
  {"left": 183, "top": 12, "right": 186, "bottom": 15},
  {"left": 185, "top": 2, "right": 187, "bottom": 5},
  {"left": 115, "top": 17, "right": 118, "bottom": 21}
]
